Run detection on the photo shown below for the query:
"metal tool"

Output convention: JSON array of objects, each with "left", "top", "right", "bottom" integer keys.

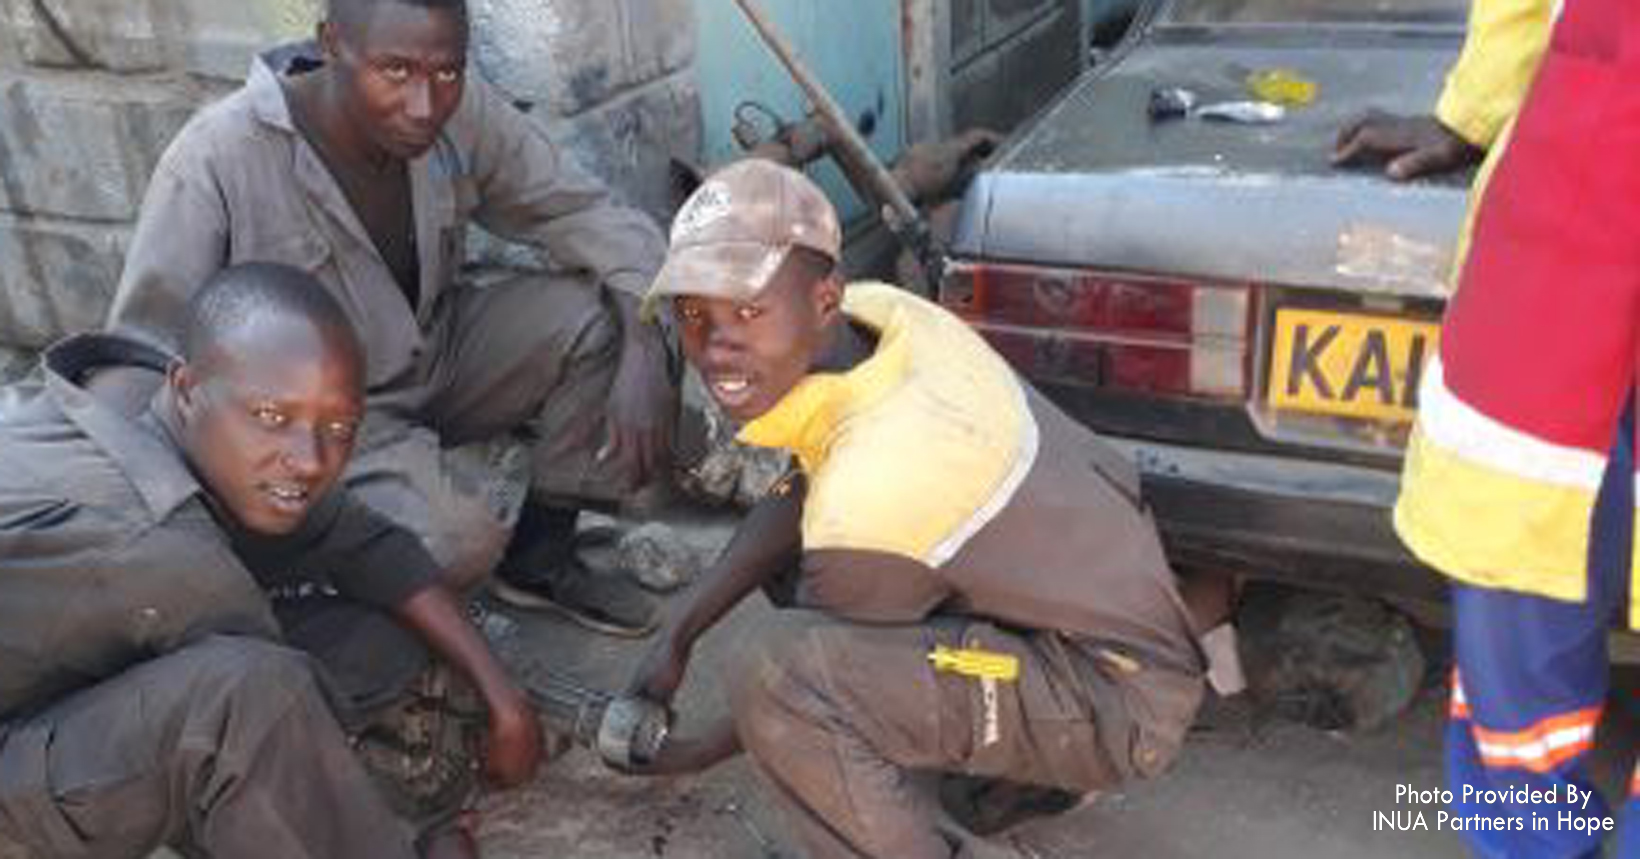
[
  {"left": 524, "top": 671, "right": 671, "bottom": 769},
  {"left": 1147, "top": 86, "right": 1285, "bottom": 125},
  {"left": 1148, "top": 86, "right": 1198, "bottom": 121}
]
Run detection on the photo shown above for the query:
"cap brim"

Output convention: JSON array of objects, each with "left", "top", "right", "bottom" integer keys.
[{"left": 642, "top": 242, "right": 789, "bottom": 321}]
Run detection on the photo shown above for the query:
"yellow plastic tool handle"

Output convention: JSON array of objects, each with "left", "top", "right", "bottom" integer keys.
[{"left": 928, "top": 645, "right": 1020, "bottom": 682}]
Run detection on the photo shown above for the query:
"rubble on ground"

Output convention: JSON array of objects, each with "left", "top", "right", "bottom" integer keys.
[
  {"left": 676, "top": 391, "right": 791, "bottom": 509},
  {"left": 617, "top": 522, "right": 703, "bottom": 593}
]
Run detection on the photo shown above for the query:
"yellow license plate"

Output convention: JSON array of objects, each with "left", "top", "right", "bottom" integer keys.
[{"left": 1267, "top": 308, "right": 1440, "bottom": 423}]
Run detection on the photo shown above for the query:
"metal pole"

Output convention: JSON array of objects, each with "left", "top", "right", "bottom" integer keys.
[{"left": 728, "top": 0, "right": 941, "bottom": 293}]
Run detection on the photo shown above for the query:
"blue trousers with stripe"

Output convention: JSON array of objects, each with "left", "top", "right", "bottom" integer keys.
[{"left": 1448, "top": 408, "right": 1638, "bottom": 858}]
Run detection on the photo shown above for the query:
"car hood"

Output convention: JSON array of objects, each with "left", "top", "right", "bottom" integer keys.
[{"left": 952, "top": 32, "right": 1471, "bottom": 298}]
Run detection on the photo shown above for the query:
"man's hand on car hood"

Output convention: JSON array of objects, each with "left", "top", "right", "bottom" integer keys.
[{"left": 1332, "top": 109, "right": 1483, "bottom": 181}]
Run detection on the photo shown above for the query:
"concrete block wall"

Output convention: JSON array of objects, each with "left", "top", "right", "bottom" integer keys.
[
  {"left": 947, "top": 0, "right": 1083, "bottom": 134},
  {"left": 0, "top": 0, "right": 263, "bottom": 356},
  {"left": 0, "top": 0, "right": 699, "bottom": 364}
]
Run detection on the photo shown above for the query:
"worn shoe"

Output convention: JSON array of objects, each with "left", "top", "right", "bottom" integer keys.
[{"left": 491, "top": 555, "right": 659, "bottom": 638}]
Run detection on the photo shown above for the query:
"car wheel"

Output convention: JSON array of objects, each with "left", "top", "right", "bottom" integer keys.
[{"left": 1237, "top": 585, "right": 1426, "bottom": 732}]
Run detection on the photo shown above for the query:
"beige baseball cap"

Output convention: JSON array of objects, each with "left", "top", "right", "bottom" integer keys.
[{"left": 646, "top": 159, "right": 842, "bottom": 313}]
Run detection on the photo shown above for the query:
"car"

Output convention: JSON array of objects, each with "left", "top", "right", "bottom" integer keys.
[{"left": 941, "top": 0, "right": 1470, "bottom": 611}]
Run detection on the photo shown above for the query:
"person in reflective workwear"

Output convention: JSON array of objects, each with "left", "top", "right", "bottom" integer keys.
[
  {"left": 1391, "top": 0, "right": 1640, "bottom": 855},
  {"left": 620, "top": 160, "right": 1207, "bottom": 858}
]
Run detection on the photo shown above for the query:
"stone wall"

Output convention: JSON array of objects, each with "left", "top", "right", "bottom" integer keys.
[
  {"left": 471, "top": 0, "right": 698, "bottom": 219},
  {"left": 948, "top": 0, "right": 1084, "bottom": 134},
  {"left": 0, "top": 0, "right": 699, "bottom": 364}
]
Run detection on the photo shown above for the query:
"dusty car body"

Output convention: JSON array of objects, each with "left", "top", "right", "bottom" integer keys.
[{"left": 942, "top": 0, "right": 1469, "bottom": 604}]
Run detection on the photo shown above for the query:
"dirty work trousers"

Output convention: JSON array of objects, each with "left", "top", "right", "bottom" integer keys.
[
  {"left": 346, "top": 272, "right": 649, "bottom": 590},
  {"left": 1447, "top": 408, "right": 1640, "bottom": 858},
  {"left": 733, "top": 614, "right": 1197, "bottom": 859},
  {"left": 0, "top": 635, "right": 417, "bottom": 859}
]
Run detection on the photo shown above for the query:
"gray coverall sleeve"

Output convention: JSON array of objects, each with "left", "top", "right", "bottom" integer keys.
[
  {"left": 105, "top": 138, "right": 230, "bottom": 353},
  {"left": 461, "top": 78, "right": 666, "bottom": 296}
]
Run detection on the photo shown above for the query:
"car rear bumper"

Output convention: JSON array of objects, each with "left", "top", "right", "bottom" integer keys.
[{"left": 1104, "top": 437, "right": 1447, "bottom": 602}]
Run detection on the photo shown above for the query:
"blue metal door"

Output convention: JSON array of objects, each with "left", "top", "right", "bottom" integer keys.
[{"left": 694, "top": 0, "right": 906, "bottom": 223}]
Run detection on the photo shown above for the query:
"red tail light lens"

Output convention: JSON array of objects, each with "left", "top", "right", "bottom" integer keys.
[{"left": 940, "top": 261, "right": 1250, "bottom": 399}]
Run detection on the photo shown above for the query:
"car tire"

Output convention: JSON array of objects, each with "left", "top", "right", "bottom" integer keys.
[{"left": 1237, "top": 585, "right": 1426, "bottom": 732}]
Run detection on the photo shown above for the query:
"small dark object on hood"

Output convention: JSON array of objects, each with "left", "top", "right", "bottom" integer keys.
[{"left": 1149, "top": 86, "right": 1199, "bottom": 121}]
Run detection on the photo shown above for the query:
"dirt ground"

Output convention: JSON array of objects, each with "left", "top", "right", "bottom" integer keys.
[
  {"left": 6, "top": 508, "right": 1633, "bottom": 859},
  {"left": 473, "top": 509, "right": 1640, "bottom": 859}
]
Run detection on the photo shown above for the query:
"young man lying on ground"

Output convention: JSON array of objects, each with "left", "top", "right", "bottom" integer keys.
[
  {"left": 623, "top": 160, "right": 1207, "bottom": 858},
  {"left": 0, "top": 263, "right": 540, "bottom": 858}
]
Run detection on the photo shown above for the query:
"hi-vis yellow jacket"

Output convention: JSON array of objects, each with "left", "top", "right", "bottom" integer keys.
[
  {"left": 1436, "top": 0, "right": 1555, "bottom": 149},
  {"left": 1393, "top": 0, "right": 1640, "bottom": 621},
  {"left": 1436, "top": 0, "right": 1555, "bottom": 281}
]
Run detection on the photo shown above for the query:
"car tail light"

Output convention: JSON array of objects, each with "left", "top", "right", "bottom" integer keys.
[{"left": 939, "top": 261, "right": 1250, "bottom": 399}]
